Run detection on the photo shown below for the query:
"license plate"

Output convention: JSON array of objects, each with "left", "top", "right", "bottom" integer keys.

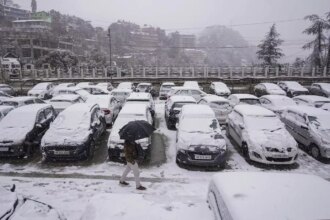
[
  {"left": 54, "top": 151, "right": 70, "bottom": 155},
  {"left": 195, "top": 154, "right": 212, "bottom": 160},
  {"left": 120, "top": 153, "right": 125, "bottom": 157},
  {"left": 0, "top": 147, "right": 9, "bottom": 152},
  {"left": 272, "top": 154, "right": 287, "bottom": 158}
]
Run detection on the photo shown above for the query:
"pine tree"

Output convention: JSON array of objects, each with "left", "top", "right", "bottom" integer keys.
[
  {"left": 257, "top": 24, "right": 284, "bottom": 66},
  {"left": 31, "top": 0, "right": 37, "bottom": 13}
]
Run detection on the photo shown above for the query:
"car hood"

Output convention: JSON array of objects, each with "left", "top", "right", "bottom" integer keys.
[
  {"left": 215, "top": 88, "right": 230, "bottom": 94},
  {"left": 267, "top": 89, "right": 286, "bottom": 95},
  {"left": 0, "top": 127, "right": 30, "bottom": 145},
  {"left": 42, "top": 127, "right": 91, "bottom": 147},
  {"left": 178, "top": 131, "right": 226, "bottom": 150},
  {"left": 28, "top": 90, "right": 44, "bottom": 95}
]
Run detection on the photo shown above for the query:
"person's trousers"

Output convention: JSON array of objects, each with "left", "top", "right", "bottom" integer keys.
[{"left": 120, "top": 162, "right": 141, "bottom": 187}]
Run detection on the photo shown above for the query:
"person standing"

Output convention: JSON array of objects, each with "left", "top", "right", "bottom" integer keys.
[{"left": 119, "top": 139, "right": 146, "bottom": 190}]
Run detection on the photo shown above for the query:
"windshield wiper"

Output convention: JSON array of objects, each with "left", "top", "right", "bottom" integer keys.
[{"left": 270, "top": 127, "right": 282, "bottom": 132}]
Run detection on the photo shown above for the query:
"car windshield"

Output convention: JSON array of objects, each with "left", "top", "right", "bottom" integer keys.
[
  {"left": 181, "top": 117, "right": 219, "bottom": 133},
  {"left": 1, "top": 101, "right": 18, "bottom": 107},
  {"left": 0, "top": 111, "right": 36, "bottom": 128},
  {"left": 210, "top": 102, "right": 230, "bottom": 108},
  {"left": 32, "top": 83, "right": 48, "bottom": 90},
  {"left": 52, "top": 111, "right": 91, "bottom": 130},
  {"left": 272, "top": 98, "right": 296, "bottom": 106},
  {"left": 315, "top": 101, "right": 330, "bottom": 108},
  {"left": 173, "top": 102, "right": 194, "bottom": 109},
  {"left": 240, "top": 98, "right": 260, "bottom": 105},
  {"left": 245, "top": 115, "right": 283, "bottom": 131},
  {"left": 76, "top": 89, "right": 90, "bottom": 97},
  {"left": 308, "top": 115, "right": 330, "bottom": 130}
]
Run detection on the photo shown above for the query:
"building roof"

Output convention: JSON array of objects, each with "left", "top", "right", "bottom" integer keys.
[{"left": 234, "top": 105, "right": 275, "bottom": 116}]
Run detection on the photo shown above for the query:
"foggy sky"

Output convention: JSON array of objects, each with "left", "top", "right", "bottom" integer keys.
[{"left": 15, "top": 0, "right": 330, "bottom": 62}]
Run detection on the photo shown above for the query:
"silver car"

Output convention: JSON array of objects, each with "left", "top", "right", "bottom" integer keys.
[
  {"left": 281, "top": 106, "right": 330, "bottom": 160},
  {"left": 198, "top": 95, "right": 232, "bottom": 124}
]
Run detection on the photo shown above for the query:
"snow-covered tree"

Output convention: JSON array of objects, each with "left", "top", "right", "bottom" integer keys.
[
  {"left": 31, "top": 0, "right": 37, "bottom": 13},
  {"left": 257, "top": 24, "right": 284, "bottom": 66}
]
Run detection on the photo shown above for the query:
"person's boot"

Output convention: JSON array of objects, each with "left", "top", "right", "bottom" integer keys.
[
  {"left": 136, "top": 185, "right": 146, "bottom": 190},
  {"left": 119, "top": 181, "right": 129, "bottom": 186}
]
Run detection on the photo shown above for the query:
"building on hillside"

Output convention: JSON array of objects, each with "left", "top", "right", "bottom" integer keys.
[
  {"left": 170, "top": 32, "right": 196, "bottom": 48},
  {"left": 130, "top": 31, "right": 160, "bottom": 51},
  {"left": 0, "top": 0, "right": 29, "bottom": 21},
  {"left": 183, "top": 49, "right": 207, "bottom": 65},
  {"left": 12, "top": 19, "right": 51, "bottom": 32}
]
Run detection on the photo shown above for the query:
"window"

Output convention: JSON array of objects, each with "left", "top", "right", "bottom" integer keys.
[
  {"left": 24, "top": 99, "right": 34, "bottom": 105},
  {"left": 260, "top": 98, "right": 271, "bottom": 105},
  {"left": 37, "top": 111, "right": 45, "bottom": 123},
  {"left": 191, "top": 90, "right": 201, "bottom": 95},
  {"left": 35, "top": 99, "right": 44, "bottom": 104},
  {"left": 198, "top": 99, "right": 207, "bottom": 104},
  {"left": 44, "top": 108, "right": 53, "bottom": 119}
]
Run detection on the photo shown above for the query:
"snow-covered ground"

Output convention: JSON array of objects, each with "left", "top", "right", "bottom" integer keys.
[{"left": 1, "top": 100, "right": 330, "bottom": 219}]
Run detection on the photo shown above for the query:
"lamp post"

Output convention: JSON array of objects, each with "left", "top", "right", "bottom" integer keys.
[{"left": 107, "top": 27, "right": 112, "bottom": 67}]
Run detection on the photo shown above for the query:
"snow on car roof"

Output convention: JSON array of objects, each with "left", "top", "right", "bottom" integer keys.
[
  {"left": 280, "top": 81, "right": 306, "bottom": 89},
  {"left": 50, "top": 94, "right": 80, "bottom": 102},
  {"left": 0, "top": 105, "right": 14, "bottom": 111},
  {"left": 211, "top": 172, "right": 330, "bottom": 220},
  {"left": 260, "top": 82, "right": 282, "bottom": 89},
  {"left": 111, "top": 88, "right": 132, "bottom": 93},
  {"left": 86, "top": 95, "right": 111, "bottom": 108},
  {"left": 5, "top": 96, "right": 36, "bottom": 102},
  {"left": 137, "top": 83, "right": 151, "bottom": 86},
  {"left": 293, "top": 95, "right": 330, "bottom": 102},
  {"left": 261, "top": 95, "right": 293, "bottom": 101},
  {"left": 127, "top": 92, "right": 151, "bottom": 100},
  {"left": 234, "top": 105, "right": 275, "bottom": 116},
  {"left": 31, "top": 82, "right": 52, "bottom": 90},
  {"left": 169, "top": 95, "right": 196, "bottom": 103},
  {"left": 203, "top": 95, "right": 229, "bottom": 102},
  {"left": 161, "top": 82, "right": 175, "bottom": 86},
  {"left": 232, "top": 94, "right": 258, "bottom": 99},
  {"left": 286, "top": 105, "right": 330, "bottom": 116},
  {"left": 119, "top": 103, "right": 148, "bottom": 115},
  {"left": 181, "top": 104, "right": 214, "bottom": 116},
  {"left": 212, "top": 82, "right": 227, "bottom": 86},
  {"left": 9, "top": 104, "right": 50, "bottom": 113}
]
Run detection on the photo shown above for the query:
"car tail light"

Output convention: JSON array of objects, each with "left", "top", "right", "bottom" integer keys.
[{"left": 102, "top": 109, "right": 111, "bottom": 115}]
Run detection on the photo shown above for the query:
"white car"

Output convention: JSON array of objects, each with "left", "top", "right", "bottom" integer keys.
[
  {"left": 27, "top": 82, "right": 54, "bottom": 99},
  {"left": 208, "top": 172, "right": 330, "bottom": 220},
  {"left": 227, "top": 105, "right": 298, "bottom": 165},
  {"left": 76, "top": 82, "right": 94, "bottom": 88},
  {"left": 97, "top": 82, "right": 114, "bottom": 91},
  {"left": 110, "top": 88, "right": 132, "bottom": 104},
  {"left": 86, "top": 95, "right": 121, "bottom": 125},
  {"left": 198, "top": 95, "right": 232, "bottom": 124},
  {"left": 259, "top": 95, "right": 297, "bottom": 115},
  {"left": 1, "top": 96, "right": 45, "bottom": 108},
  {"left": 0, "top": 106, "right": 14, "bottom": 121},
  {"left": 117, "top": 82, "right": 134, "bottom": 90},
  {"left": 52, "top": 87, "right": 91, "bottom": 101},
  {"left": 80, "top": 85, "right": 110, "bottom": 95},
  {"left": 52, "top": 83, "right": 75, "bottom": 95},
  {"left": 107, "top": 103, "right": 153, "bottom": 162},
  {"left": 126, "top": 92, "right": 155, "bottom": 118},
  {"left": 228, "top": 94, "right": 260, "bottom": 107},
  {"left": 136, "top": 82, "right": 153, "bottom": 93},
  {"left": 254, "top": 82, "right": 286, "bottom": 97},
  {"left": 183, "top": 81, "right": 203, "bottom": 90},
  {"left": 209, "top": 82, "right": 231, "bottom": 97},
  {"left": 293, "top": 95, "right": 330, "bottom": 108},
  {"left": 167, "top": 86, "right": 207, "bottom": 102},
  {"left": 49, "top": 94, "right": 85, "bottom": 114},
  {"left": 175, "top": 104, "right": 227, "bottom": 167},
  {"left": 277, "top": 81, "right": 309, "bottom": 97},
  {"left": 159, "top": 82, "right": 175, "bottom": 100}
]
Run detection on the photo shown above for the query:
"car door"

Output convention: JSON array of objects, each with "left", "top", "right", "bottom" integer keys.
[
  {"left": 228, "top": 111, "right": 243, "bottom": 144},
  {"left": 292, "top": 113, "right": 310, "bottom": 145},
  {"left": 91, "top": 108, "right": 104, "bottom": 140}
]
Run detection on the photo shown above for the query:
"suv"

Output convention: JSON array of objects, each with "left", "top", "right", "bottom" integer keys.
[
  {"left": 0, "top": 104, "right": 56, "bottom": 158},
  {"left": 281, "top": 106, "right": 330, "bottom": 160},
  {"left": 277, "top": 81, "right": 309, "bottom": 97},
  {"left": 254, "top": 83, "right": 286, "bottom": 97}
]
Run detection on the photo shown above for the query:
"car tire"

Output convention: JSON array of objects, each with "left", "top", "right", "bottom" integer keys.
[
  {"left": 242, "top": 143, "right": 250, "bottom": 160},
  {"left": 310, "top": 144, "right": 321, "bottom": 159}
]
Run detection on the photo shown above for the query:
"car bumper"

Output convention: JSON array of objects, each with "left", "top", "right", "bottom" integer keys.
[
  {"left": 0, "top": 144, "right": 25, "bottom": 157},
  {"left": 42, "top": 145, "right": 88, "bottom": 160},
  {"left": 176, "top": 149, "right": 227, "bottom": 167},
  {"left": 249, "top": 150, "right": 298, "bottom": 165}
]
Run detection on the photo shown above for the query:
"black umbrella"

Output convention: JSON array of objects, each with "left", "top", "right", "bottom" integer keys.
[{"left": 119, "top": 120, "right": 155, "bottom": 141}]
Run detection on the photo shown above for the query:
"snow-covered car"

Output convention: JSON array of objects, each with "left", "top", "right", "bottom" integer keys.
[
  {"left": 0, "top": 104, "right": 56, "bottom": 158},
  {"left": 321, "top": 103, "right": 330, "bottom": 111},
  {"left": 259, "top": 95, "right": 297, "bottom": 115},
  {"left": 110, "top": 88, "right": 132, "bottom": 104},
  {"left": 0, "top": 84, "right": 16, "bottom": 96},
  {"left": 27, "top": 82, "right": 54, "bottom": 99},
  {"left": 86, "top": 95, "right": 121, "bottom": 125},
  {"left": 159, "top": 82, "right": 175, "bottom": 100},
  {"left": 80, "top": 85, "right": 110, "bottom": 95},
  {"left": 278, "top": 81, "right": 309, "bottom": 97},
  {"left": 227, "top": 94, "right": 260, "bottom": 107},
  {"left": 0, "top": 186, "right": 66, "bottom": 220},
  {"left": 207, "top": 172, "right": 330, "bottom": 220},
  {"left": 198, "top": 95, "right": 232, "bottom": 124},
  {"left": 41, "top": 103, "right": 106, "bottom": 160},
  {"left": 183, "top": 81, "right": 203, "bottom": 91},
  {"left": 0, "top": 91, "right": 12, "bottom": 104},
  {"left": 281, "top": 106, "right": 330, "bottom": 160},
  {"left": 117, "top": 82, "right": 134, "bottom": 90},
  {"left": 254, "top": 82, "right": 286, "bottom": 97},
  {"left": 52, "top": 87, "right": 90, "bottom": 101},
  {"left": 126, "top": 92, "right": 155, "bottom": 118},
  {"left": 107, "top": 103, "right": 153, "bottom": 162},
  {"left": 97, "top": 82, "right": 114, "bottom": 91},
  {"left": 165, "top": 95, "right": 196, "bottom": 129},
  {"left": 51, "top": 83, "right": 75, "bottom": 95},
  {"left": 227, "top": 105, "right": 298, "bottom": 165},
  {"left": 175, "top": 104, "right": 227, "bottom": 167},
  {"left": 209, "top": 82, "right": 231, "bottom": 97},
  {"left": 293, "top": 95, "right": 330, "bottom": 108},
  {"left": 0, "top": 105, "right": 14, "bottom": 121},
  {"left": 136, "top": 82, "right": 153, "bottom": 93},
  {"left": 310, "top": 83, "right": 330, "bottom": 97},
  {"left": 1, "top": 96, "right": 45, "bottom": 108},
  {"left": 49, "top": 94, "right": 85, "bottom": 114},
  {"left": 167, "top": 86, "right": 207, "bottom": 102},
  {"left": 76, "top": 82, "right": 94, "bottom": 88}
]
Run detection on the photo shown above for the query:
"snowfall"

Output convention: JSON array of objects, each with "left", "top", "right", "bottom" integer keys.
[{"left": 1, "top": 100, "right": 330, "bottom": 220}]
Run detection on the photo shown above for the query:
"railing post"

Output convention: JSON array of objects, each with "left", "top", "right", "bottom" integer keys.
[
  {"left": 131, "top": 67, "right": 134, "bottom": 78},
  {"left": 155, "top": 66, "right": 158, "bottom": 78},
  {"left": 265, "top": 66, "right": 268, "bottom": 78},
  {"left": 143, "top": 67, "right": 146, "bottom": 78},
  {"left": 276, "top": 67, "right": 279, "bottom": 77},
  {"left": 229, "top": 67, "right": 233, "bottom": 78},
  {"left": 287, "top": 66, "right": 291, "bottom": 77},
  {"left": 57, "top": 68, "right": 61, "bottom": 79},
  {"left": 312, "top": 67, "right": 315, "bottom": 77},
  {"left": 179, "top": 67, "right": 182, "bottom": 78},
  {"left": 241, "top": 67, "right": 245, "bottom": 78},
  {"left": 117, "top": 67, "right": 120, "bottom": 78},
  {"left": 92, "top": 68, "right": 96, "bottom": 78},
  {"left": 300, "top": 66, "right": 304, "bottom": 77},
  {"left": 323, "top": 66, "right": 327, "bottom": 77},
  {"left": 45, "top": 69, "right": 49, "bottom": 78},
  {"left": 205, "top": 67, "right": 209, "bottom": 78},
  {"left": 68, "top": 68, "right": 72, "bottom": 78},
  {"left": 191, "top": 67, "right": 194, "bottom": 77},
  {"left": 218, "top": 67, "right": 221, "bottom": 78},
  {"left": 253, "top": 67, "right": 256, "bottom": 77},
  {"left": 80, "top": 67, "right": 84, "bottom": 78},
  {"left": 167, "top": 67, "right": 170, "bottom": 77}
]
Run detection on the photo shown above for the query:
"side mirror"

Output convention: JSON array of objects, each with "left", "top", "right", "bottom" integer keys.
[{"left": 239, "top": 123, "right": 245, "bottom": 129}]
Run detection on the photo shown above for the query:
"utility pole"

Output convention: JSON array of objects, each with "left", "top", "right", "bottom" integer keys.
[{"left": 107, "top": 27, "right": 112, "bottom": 67}]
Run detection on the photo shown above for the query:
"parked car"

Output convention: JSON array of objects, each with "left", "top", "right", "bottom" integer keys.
[
  {"left": 126, "top": 92, "right": 155, "bottom": 118},
  {"left": 136, "top": 82, "right": 153, "bottom": 93},
  {"left": 0, "top": 105, "right": 14, "bottom": 121},
  {"left": 0, "top": 104, "right": 56, "bottom": 158},
  {"left": 281, "top": 106, "right": 330, "bottom": 159},
  {"left": 175, "top": 104, "right": 227, "bottom": 167},
  {"left": 165, "top": 95, "right": 196, "bottom": 129},
  {"left": 107, "top": 103, "right": 153, "bottom": 162},
  {"left": 1, "top": 96, "right": 45, "bottom": 108},
  {"left": 167, "top": 86, "right": 207, "bottom": 102},
  {"left": 321, "top": 103, "right": 330, "bottom": 111},
  {"left": 41, "top": 103, "right": 106, "bottom": 160},
  {"left": 80, "top": 85, "right": 110, "bottom": 95},
  {"left": 198, "top": 95, "right": 232, "bottom": 124},
  {"left": 0, "top": 186, "right": 66, "bottom": 220},
  {"left": 51, "top": 83, "right": 75, "bottom": 95},
  {"left": 49, "top": 94, "right": 85, "bottom": 114},
  {"left": 227, "top": 105, "right": 298, "bottom": 164},
  {"left": 0, "top": 84, "right": 16, "bottom": 96},
  {"left": 209, "top": 82, "right": 231, "bottom": 97},
  {"left": 259, "top": 95, "right": 297, "bottom": 115},
  {"left": 227, "top": 94, "right": 260, "bottom": 107},
  {"left": 310, "top": 83, "right": 330, "bottom": 97},
  {"left": 183, "top": 81, "right": 203, "bottom": 90},
  {"left": 207, "top": 172, "right": 330, "bottom": 220},
  {"left": 293, "top": 95, "right": 330, "bottom": 108},
  {"left": 159, "top": 82, "right": 175, "bottom": 100},
  {"left": 86, "top": 95, "right": 121, "bottom": 125},
  {"left": 117, "top": 82, "right": 135, "bottom": 90},
  {"left": 277, "top": 81, "right": 309, "bottom": 97},
  {"left": 0, "top": 91, "right": 12, "bottom": 104},
  {"left": 110, "top": 88, "right": 132, "bottom": 104},
  {"left": 97, "top": 82, "right": 114, "bottom": 91},
  {"left": 27, "top": 82, "right": 54, "bottom": 99},
  {"left": 254, "top": 82, "right": 286, "bottom": 97},
  {"left": 76, "top": 82, "right": 94, "bottom": 88},
  {"left": 52, "top": 87, "right": 90, "bottom": 101}
]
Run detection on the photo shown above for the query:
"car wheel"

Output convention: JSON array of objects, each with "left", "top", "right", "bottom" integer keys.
[
  {"left": 242, "top": 143, "right": 250, "bottom": 160},
  {"left": 310, "top": 144, "right": 321, "bottom": 159},
  {"left": 87, "top": 140, "right": 95, "bottom": 160}
]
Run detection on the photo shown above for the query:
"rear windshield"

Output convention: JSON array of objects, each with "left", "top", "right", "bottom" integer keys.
[
  {"left": 1, "top": 101, "right": 18, "bottom": 107},
  {"left": 240, "top": 99, "right": 260, "bottom": 105},
  {"left": 173, "top": 102, "right": 195, "bottom": 109}
]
